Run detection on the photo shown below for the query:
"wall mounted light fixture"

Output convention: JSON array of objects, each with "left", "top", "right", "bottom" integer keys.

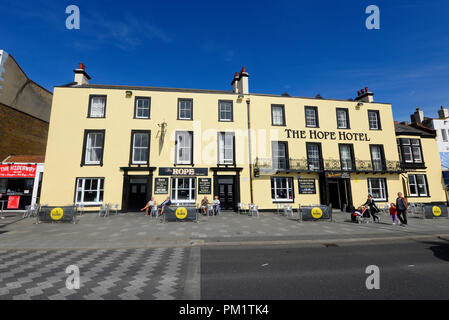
[{"left": 125, "top": 91, "right": 132, "bottom": 98}]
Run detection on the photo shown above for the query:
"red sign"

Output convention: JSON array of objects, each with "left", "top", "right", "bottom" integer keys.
[
  {"left": 7, "top": 196, "right": 20, "bottom": 209},
  {"left": 0, "top": 165, "right": 37, "bottom": 178}
]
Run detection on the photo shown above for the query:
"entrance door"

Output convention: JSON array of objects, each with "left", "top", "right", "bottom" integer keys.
[
  {"left": 218, "top": 177, "right": 234, "bottom": 210},
  {"left": 328, "top": 178, "right": 351, "bottom": 210},
  {"left": 128, "top": 178, "right": 148, "bottom": 212},
  {"left": 328, "top": 181, "right": 341, "bottom": 209}
]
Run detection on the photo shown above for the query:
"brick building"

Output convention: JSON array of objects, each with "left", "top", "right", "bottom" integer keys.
[{"left": 0, "top": 50, "right": 52, "bottom": 161}]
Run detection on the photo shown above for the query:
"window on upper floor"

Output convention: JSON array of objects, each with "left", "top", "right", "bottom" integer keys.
[
  {"left": 370, "top": 145, "right": 385, "bottom": 171},
  {"left": 88, "top": 95, "right": 107, "bottom": 118},
  {"left": 130, "top": 131, "right": 150, "bottom": 165},
  {"left": 336, "top": 108, "right": 350, "bottom": 129},
  {"left": 305, "top": 106, "right": 319, "bottom": 128},
  {"left": 271, "top": 105, "right": 286, "bottom": 126},
  {"left": 409, "top": 174, "right": 429, "bottom": 197},
  {"left": 397, "top": 138, "right": 423, "bottom": 164},
  {"left": 218, "top": 100, "right": 233, "bottom": 122},
  {"left": 339, "top": 144, "right": 354, "bottom": 171},
  {"left": 176, "top": 131, "right": 193, "bottom": 165},
  {"left": 218, "top": 132, "right": 235, "bottom": 165},
  {"left": 272, "top": 141, "right": 289, "bottom": 170},
  {"left": 134, "top": 97, "right": 151, "bottom": 119},
  {"left": 368, "top": 110, "right": 381, "bottom": 130},
  {"left": 82, "top": 130, "right": 105, "bottom": 166},
  {"left": 178, "top": 99, "right": 193, "bottom": 120}
]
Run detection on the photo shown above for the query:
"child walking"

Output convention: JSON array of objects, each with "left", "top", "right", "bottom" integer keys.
[{"left": 390, "top": 203, "right": 400, "bottom": 225}]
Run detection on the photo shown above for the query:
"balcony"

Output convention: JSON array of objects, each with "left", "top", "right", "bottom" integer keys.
[{"left": 253, "top": 157, "right": 403, "bottom": 176}]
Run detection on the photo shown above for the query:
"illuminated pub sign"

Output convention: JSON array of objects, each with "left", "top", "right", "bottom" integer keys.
[
  {"left": 285, "top": 129, "right": 371, "bottom": 142},
  {"left": 0, "top": 164, "right": 37, "bottom": 178},
  {"left": 159, "top": 167, "right": 208, "bottom": 176}
]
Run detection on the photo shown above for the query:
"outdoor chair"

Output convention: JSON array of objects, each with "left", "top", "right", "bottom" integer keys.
[
  {"left": 99, "top": 204, "right": 110, "bottom": 217},
  {"left": 284, "top": 204, "right": 294, "bottom": 217},
  {"left": 150, "top": 205, "right": 159, "bottom": 218},
  {"left": 237, "top": 203, "right": 246, "bottom": 215},
  {"left": 248, "top": 204, "right": 259, "bottom": 217},
  {"left": 23, "top": 205, "right": 31, "bottom": 218},
  {"left": 75, "top": 204, "right": 85, "bottom": 216},
  {"left": 207, "top": 204, "right": 215, "bottom": 216},
  {"left": 112, "top": 204, "right": 119, "bottom": 215},
  {"left": 276, "top": 204, "right": 283, "bottom": 215}
]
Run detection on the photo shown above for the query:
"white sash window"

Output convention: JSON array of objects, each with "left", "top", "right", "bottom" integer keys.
[
  {"left": 176, "top": 131, "right": 193, "bottom": 164},
  {"left": 218, "top": 132, "right": 234, "bottom": 164},
  {"left": 89, "top": 96, "right": 106, "bottom": 118},
  {"left": 85, "top": 132, "right": 104, "bottom": 165},
  {"left": 75, "top": 178, "right": 104, "bottom": 205}
]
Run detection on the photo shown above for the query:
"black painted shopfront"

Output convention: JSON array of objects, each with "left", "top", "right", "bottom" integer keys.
[
  {"left": 211, "top": 167, "right": 243, "bottom": 211},
  {"left": 121, "top": 167, "right": 156, "bottom": 213}
]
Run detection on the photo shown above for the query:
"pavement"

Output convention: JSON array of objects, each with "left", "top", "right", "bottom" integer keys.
[
  {"left": 0, "top": 210, "right": 448, "bottom": 250},
  {"left": 0, "top": 210, "right": 448, "bottom": 300}
]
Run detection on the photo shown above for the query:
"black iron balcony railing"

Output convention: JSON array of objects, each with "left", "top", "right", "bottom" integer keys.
[{"left": 254, "top": 157, "right": 403, "bottom": 175}]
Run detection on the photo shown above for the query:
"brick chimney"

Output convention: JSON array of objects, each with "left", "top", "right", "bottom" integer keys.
[
  {"left": 73, "top": 63, "right": 91, "bottom": 85},
  {"left": 354, "top": 87, "right": 374, "bottom": 103},
  {"left": 438, "top": 106, "right": 449, "bottom": 119},
  {"left": 411, "top": 107, "right": 424, "bottom": 123}
]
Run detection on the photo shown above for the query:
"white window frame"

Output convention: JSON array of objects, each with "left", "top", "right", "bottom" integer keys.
[
  {"left": 171, "top": 177, "right": 196, "bottom": 203},
  {"left": 368, "top": 110, "right": 380, "bottom": 130},
  {"left": 339, "top": 144, "right": 353, "bottom": 171},
  {"left": 75, "top": 178, "right": 104, "bottom": 205},
  {"left": 271, "top": 177, "right": 294, "bottom": 202},
  {"left": 178, "top": 99, "right": 193, "bottom": 120},
  {"left": 409, "top": 174, "right": 428, "bottom": 197},
  {"left": 218, "top": 132, "right": 234, "bottom": 165},
  {"left": 271, "top": 105, "right": 285, "bottom": 126},
  {"left": 85, "top": 132, "right": 104, "bottom": 165},
  {"left": 89, "top": 96, "right": 106, "bottom": 118},
  {"left": 305, "top": 107, "right": 318, "bottom": 127},
  {"left": 337, "top": 109, "right": 349, "bottom": 129},
  {"left": 176, "top": 131, "right": 193, "bottom": 164},
  {"left": 132, "top": 132, "right": 150, "bottom": 164},
  {"left": 219, "top": 101, "right": 233, "bottom": 122},
  {"left": 368, "top": 178, "right": 387, "bottom": 202},
  {"left": 135, "top": 98, "right": 150, "bottom": 119}
]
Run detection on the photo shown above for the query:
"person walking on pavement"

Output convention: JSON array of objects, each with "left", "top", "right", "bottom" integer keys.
[
  {"left": 396, "top": 192, "right": 408, "bottom": 226},
  {"left": 363, "top": 194, "right": 380, "bottom": 223}
]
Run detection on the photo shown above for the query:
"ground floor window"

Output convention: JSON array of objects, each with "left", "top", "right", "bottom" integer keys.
[
  {"left": 271, "top": 177, "right": 294, "bottom": 202},
  {"left": 409, "top": 174, "right": 429, "bottom": 197},
  {"left": 75, "top": 178, "right": 104, "bottom": 205},
  {"left": 171, "top": 177, "right": 196, "bottom": 203},
  {"left": 367, "top": 178, "right": 387, "bottom": 201}
]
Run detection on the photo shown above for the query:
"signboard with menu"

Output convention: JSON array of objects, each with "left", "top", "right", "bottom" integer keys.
[{"left": 154, "top": 178, "right": 169, "bottom": 194}]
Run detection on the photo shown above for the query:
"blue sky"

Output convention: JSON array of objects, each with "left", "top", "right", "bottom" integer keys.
[{"left": 2, "top": 0, "right": 449, "bottom": 121}]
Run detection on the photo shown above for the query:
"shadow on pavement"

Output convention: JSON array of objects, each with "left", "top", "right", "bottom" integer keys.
[{"left": 422, "top": 238, "right": 449, "bottom": 263}]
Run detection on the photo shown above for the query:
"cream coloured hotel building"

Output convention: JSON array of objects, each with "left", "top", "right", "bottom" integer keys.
[{"left": 40, "top": 65, "right": 447, "bottom": 212}]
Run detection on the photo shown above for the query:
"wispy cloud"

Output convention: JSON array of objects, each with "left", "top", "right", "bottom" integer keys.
[{"left": 84, "top": 12, "right": 172, "bottom": 50}]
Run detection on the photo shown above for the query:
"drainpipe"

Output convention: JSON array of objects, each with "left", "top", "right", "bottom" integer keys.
[{"left": 246, "top": 98, "right": 254, "bottom": 204}]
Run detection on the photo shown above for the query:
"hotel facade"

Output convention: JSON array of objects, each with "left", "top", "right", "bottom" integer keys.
[{"left": 39, "top": 65, "right": 447, "bottom": 212}]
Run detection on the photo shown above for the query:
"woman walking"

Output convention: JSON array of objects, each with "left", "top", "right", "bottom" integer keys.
[{"left": 363, "top": 194, "right": 380, "bottom": 223}]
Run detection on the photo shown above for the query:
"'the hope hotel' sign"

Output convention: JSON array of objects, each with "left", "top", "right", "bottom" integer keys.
[{"left": 285, "top": 129, "right": 371, "bottom": 142}]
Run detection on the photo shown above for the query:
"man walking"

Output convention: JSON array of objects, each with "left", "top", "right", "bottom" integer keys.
[{"left": 396, "top": 192, "right": 408, "bottom": 226}]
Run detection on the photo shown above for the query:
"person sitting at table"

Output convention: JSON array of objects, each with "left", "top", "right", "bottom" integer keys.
[
  {"left": 158, "top": 197, "right": 172, "bottom": 216},
  {"left": 200, "top": 196, "right": 209, "bottom": 215},
  {"left": 213, "top": 196, "right": 220, "bottom": 215},
  {"left": 141, "top": 197, "right": 157, "bottom": 216}
]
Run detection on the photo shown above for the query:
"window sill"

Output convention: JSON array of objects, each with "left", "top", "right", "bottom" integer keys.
[{"left": 272, "top": 200, "right": 294, "bottom": 203}]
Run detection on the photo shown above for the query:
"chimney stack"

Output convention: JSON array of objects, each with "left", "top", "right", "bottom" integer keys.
[
  {"left": 354, "top": 86, "right": 374, "bottom": 103},
  {"left": 438, "top": 106, "right": 449, "bottom": 119},
  {"left": 411, "top": 107, "right": 424, "bottom": 123},
  {"left": 73, "top": 63, "right": 91, "bottom": 85},
  {"left": 231, "top": 72, "right": 239, "bottom": 93},
  {"left": 236, "top": 67, "right": 249, "bottom": 95}
]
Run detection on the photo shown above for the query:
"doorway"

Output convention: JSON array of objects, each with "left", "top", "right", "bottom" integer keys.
[
  {"left": 217, "top": 176, "right": 235, "bottom": 210},
  {"left": 128, "top": 177, "right": 148, "bottom": 212},
  {"left": 327, "top": 178, "right": 351, "bottom": 210}
]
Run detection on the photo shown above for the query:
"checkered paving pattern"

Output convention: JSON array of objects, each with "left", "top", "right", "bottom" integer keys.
[{"left": 0, "top": 248, "right": 186, "bottom": 300}]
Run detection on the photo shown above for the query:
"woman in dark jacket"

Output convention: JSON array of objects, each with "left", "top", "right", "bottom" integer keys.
[{"left": 363, "top": 194, "right": 380, "bottom": 223}]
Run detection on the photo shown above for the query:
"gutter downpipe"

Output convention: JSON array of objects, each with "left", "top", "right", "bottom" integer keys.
[{"left": 246, "top": 98, "right": 254, "bottom": 204}]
